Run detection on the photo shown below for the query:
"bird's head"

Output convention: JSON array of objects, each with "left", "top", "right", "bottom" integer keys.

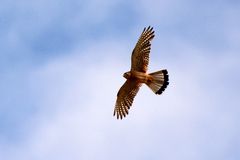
[{"left": 123, "top": 72, "right": 131, "bottom": 79}]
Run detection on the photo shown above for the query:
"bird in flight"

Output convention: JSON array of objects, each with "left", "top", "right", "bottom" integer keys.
[{"left": 113, "top": 26, "right": 169, "bottom": 119}]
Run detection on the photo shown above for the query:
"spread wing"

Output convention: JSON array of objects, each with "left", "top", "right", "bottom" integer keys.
[
  {"left": 114, "top": 80, "right": 142, "bottom": 119},
  {"left": 131, "top": 26, "right": 155, "bottom": 72}
]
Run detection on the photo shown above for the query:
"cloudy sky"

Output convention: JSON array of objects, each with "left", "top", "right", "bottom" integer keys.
[{"left": 0, "top": 0, "right": 240, "bottom": 159}]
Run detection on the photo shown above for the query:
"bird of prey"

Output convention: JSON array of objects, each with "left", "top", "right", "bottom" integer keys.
[{"left": 113, "top": 26, "right": 169, "bottom": 119}]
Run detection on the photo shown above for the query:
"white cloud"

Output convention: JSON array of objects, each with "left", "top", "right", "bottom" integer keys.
[{"left": 1, "top": 34, "right": 239, "bottom": 159}]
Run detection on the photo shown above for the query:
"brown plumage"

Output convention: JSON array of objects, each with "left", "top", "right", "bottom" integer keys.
[{"left": 113, "top": 26, "right": 169, "bottom": 119}]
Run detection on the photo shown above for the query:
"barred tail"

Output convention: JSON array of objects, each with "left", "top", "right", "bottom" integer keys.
[{"left": 146, "top": 69, "right": 169, "bottom": 95}]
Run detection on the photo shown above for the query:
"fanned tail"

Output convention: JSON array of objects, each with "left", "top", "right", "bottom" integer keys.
[{"left": 146, "top": 69, "right": 169, "bottom": 95}]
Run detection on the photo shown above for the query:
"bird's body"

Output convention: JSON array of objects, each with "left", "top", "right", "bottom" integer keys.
[
  {"left": 114, "top": 26, "right": 169, "bottom": 119},
  {"left": 123, "top": 71, "right": 150, "bottom": 83}
]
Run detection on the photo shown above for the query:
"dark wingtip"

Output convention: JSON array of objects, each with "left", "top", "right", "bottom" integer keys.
[
  {"left": 147, "top": 26, "right": 153, "bottom": 31},
  {"left": 143, "top": 26, "right": 154, "bottom": 32},
  {"left": 156, "top": 70, "right": 169, "bottom": 95}
]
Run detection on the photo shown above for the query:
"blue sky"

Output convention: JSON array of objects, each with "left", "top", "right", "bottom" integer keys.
[{"left": 0, "top": 0, "right": 240, "bottom": 159}]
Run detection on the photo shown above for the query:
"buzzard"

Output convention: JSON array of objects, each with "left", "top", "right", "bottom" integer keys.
[{"left": 114, "top": 26, "right": 169, "bottom": 119}]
